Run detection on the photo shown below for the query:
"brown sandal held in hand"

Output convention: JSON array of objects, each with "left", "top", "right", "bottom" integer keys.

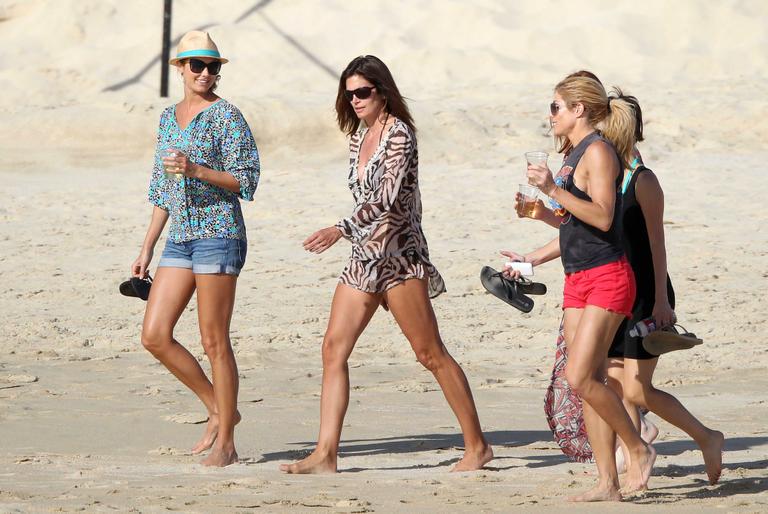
[{"left": 642, "top": 324, "right": 703, "bottom": 356}]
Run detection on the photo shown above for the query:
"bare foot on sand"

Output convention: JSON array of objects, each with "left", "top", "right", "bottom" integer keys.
[
  {"left": 201, "top": 447, "right": 238, "bottom": 467},
  {"left": 641, "top": 415, "right": 660, "bottom": 444},
  {"left": 623, "top": 444, "right": 656, "bottom": 493},
  {"left": 616, "top": 415, "right": 660, "bottom": 474},
  {"left": 701, "top": 430, "right": 725, "bottom": 485},
  {"left": 451, "top": 444, "right": 494, "bottom": 472},
  {"left": 568, "top": 484, "right": 622, "bottom": 502},
  {"left": 191, "top": 410, "right": 242, "bottom": 455},
  {"left": 280, "top": 450, "right": 337, "bottom": 474}
]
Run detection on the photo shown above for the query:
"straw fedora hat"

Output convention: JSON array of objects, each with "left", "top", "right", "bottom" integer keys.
[{"left": 168, "top": 31, "right": 228, "bottom": 66}]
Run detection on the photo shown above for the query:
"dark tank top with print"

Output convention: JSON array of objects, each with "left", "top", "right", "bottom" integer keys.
[{"left": 557, "top": 132, "right": 624, "bottom": 273}]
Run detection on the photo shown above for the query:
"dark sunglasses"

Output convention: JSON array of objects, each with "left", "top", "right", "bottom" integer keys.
[
  {"left": 550, "top": 101, "right": 565, "bottom": 116},
  {"left": 188, "top": 58, "right": 222, "bottom": 75},
  {"left": 344, "top": 86, "right": 375, "bottom": 101}
]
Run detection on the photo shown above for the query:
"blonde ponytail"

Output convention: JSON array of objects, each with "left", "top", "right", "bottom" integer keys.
[
  {"left": 599, "top": 89, "right": 637, "bottom": 168},
  {"left": 554, "top": 78, "right": 640, "bottom": 168}
]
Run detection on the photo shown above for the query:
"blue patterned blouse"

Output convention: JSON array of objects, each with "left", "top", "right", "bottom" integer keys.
[{"left": 148, "top": 99, "right": 260, "bottom": 243}]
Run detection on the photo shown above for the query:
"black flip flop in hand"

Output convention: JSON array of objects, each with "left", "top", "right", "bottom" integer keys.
[
  {"left": 119, "top": 274, "right": 153, "bottom": 301},
  {"left": 480, "top": 266, "right": 547, "bottom": 313}
]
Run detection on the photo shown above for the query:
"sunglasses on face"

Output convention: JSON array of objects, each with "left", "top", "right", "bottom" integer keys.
[
  {"left": 344, "top": 86, "right": 375, "bottom": 101},
  {"left": 550, "top": 102, "right": 566, "bottom": 116},
  {"left": 188, "top": 58, "right": 222, "bottom": 75}
]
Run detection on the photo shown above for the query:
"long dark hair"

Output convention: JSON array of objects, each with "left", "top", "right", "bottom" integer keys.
[{"left": 335, "top": 55, "right": 416, "bottom": 137}]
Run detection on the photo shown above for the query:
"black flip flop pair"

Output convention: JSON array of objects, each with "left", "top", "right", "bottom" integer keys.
[
  {"left": 480, "top": 266, "right": 547, "bottom": 313},
  {"left": 119, "top": 275, "right": 152, "bottom": 301}
]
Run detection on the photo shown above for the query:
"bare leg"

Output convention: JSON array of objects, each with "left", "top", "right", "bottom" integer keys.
[
  {"left": 603, "top": 357, "right": 642, "bottom": 475},
  {"left": 196, "top": 273, "right": 239, "bottom": 467},
  {"left": 280, "top": 284, "right": 380, "bottom": 474},
  {"left": 623, "top": 358, "right": 724, "bottom": 484},
  {"left": 142, "top": 267, "right": 222, "bottom": 452},
  {"left": 563, "top": 307, "right": 655, "bottom": 498},
  {"left": 568, "top": 324, "right": 622, "bottom": 502},
  {"left": 385, "top": 278, "right": 492, "bottom": 471},
  {"left": 612, "top": 358, "right": 659, "bottom": 473}
]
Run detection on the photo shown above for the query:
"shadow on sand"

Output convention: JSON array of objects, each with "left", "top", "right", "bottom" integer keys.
[
  {"left": 255, "top": 433, "right": 768, "bottom": 491},
  {"left": 257, "top": 430, "right": 564, "bottom": 471}
]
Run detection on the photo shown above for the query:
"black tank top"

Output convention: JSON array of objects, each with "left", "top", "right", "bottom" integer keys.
[
  {"left": 621, "top": 166, "right": 675, "bottom": 309},
  {"left": 558, "top": 132, "right": 624, "bottom": 273}
]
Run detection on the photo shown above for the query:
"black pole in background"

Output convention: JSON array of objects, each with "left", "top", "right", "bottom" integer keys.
[{"left": 160, "top": 0, "right": 172, "bottom": 97}]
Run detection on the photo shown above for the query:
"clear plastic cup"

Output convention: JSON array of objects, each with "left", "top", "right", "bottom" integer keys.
[
  {"left": 163, "top": 147, "right": 181, "bottom": 181},
  {"left": 525, "top": 150, "right": 549, "bottom": 167},
  {"left": 519, "top": 183, "right": 539, "bottom": 218}
]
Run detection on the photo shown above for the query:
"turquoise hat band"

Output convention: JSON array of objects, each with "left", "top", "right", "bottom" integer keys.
[{"left": 176, "top": 49, "right": 221, "bottom": 59}]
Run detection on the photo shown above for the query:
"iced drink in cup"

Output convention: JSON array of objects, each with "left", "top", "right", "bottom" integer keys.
[
  {"left": 519, "top": 184, "right": 539, "bottom": 218},
  {"left": 163, "top": 147, "right": 182, "bottom": 181}
]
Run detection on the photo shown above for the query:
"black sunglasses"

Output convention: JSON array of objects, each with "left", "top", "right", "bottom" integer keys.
[
  {"left": 344, "top": 86, "right": 375, "bottom": 101},
  {"left": 550, "top": 101, "right": 565, "bottom": 116},
  {"left": 188, "top": 58, "right": 222, "bottom": 75}
]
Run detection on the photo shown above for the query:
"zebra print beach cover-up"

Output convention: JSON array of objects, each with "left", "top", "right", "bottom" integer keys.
[{"left": 335, "top": 118, "right": 446, "bottom": 299}]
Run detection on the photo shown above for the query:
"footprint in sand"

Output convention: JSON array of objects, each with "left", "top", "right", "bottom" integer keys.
[
  {"left": 165, "top": 413, "right": 208, "bottom": 424},
  {"left": 129, "top": 386, "right": 162, "bottom": 396},
  {"left": 334, "top": 498, "right": 372, "bottom": 509},
  {"left": 0, "top": 374, "right": 38, "bottom": 389},
  {"left": 1, "top": 374, "right": 38, "bottom": 384},
  {"left": 149, "top": 446, "right": 190, "bottom": 456}
]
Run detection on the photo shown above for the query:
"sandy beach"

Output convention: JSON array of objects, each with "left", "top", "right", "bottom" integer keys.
[{"left": 1, "top": 0, "right": 767, "bottom": 512}]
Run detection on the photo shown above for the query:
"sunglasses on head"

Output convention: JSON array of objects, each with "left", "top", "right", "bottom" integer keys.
[
  {"left": 188, "top": 58, "right": 222, "bottom": 75},
  {"left": 344, "top": 86, "right": 375, "bottom": 101}
]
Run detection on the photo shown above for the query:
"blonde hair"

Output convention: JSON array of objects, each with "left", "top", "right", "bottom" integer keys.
[{"left": 554, "top": 76, "right": 637, "bottom": 168}]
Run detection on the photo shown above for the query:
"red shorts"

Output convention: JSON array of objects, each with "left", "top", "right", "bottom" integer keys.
[{"left": 562, "top": 257, "right": 636, "bottom": 318}]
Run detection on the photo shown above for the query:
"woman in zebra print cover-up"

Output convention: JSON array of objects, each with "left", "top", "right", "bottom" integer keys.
[{"left": 280, "top": 55, "right": 492, "bottom": 474}]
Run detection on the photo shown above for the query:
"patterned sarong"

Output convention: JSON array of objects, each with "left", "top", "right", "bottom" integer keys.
[{"left": 543, "top": 318, "right": 593, "bottom": 462}]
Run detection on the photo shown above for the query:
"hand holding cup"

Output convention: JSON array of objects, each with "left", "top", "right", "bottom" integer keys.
[
  {"left": 526, "top": 163, "right": 556, "bottom": 195},
  {"left": 523, "top": 150, "right": 555, "bottom": 198},
  {"left": 515, "top": 192, "right": 546, "bottom": 220},
  {"left": 162, "top": 148, "right": 197, "bottom": 179}
]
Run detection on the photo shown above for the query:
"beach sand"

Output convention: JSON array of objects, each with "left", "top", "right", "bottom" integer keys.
[{"left": 1, "top": 1, "right": 767, "bottom": 512}]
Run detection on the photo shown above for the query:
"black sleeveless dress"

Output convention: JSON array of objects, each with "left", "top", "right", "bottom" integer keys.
[{"left": 608, "top": 166, "right": 675, "bottom": 360}]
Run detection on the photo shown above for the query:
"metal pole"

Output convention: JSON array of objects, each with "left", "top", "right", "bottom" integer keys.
[{"left": 160, "top": 0, "right": 172, "bottom": 97}]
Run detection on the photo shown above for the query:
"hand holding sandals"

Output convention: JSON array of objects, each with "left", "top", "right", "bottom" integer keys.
[
  {"left": 652, "top": 298, "right": 676, "bottom": 329},
  {"left": 499, "top": 250, "right": 527, "bottom": 280},
  {"left": 131, "top": 250, "right": 153, "bottom": 279}
]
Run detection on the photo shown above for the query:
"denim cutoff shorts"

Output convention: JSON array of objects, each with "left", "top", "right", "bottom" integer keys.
[{"left": 158, "top": 238, "right": 247, "bottom": 275}]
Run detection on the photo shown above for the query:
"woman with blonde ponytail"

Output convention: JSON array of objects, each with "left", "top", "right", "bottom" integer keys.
[
  {"left": 500, "top": 74, "right": 655, "bottom": 501},
  {"left": 539, "top": 76, "right": 724, "bottom": 489}
]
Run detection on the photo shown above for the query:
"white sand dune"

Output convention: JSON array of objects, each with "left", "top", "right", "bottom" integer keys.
[{"left": 1, "top": 1, "right": 767, "bottom": 512}]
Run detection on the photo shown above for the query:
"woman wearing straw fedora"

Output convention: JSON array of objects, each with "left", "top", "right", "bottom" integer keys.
[{"left": 130, "top": 30, "right": 260, "bottom": 467}]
